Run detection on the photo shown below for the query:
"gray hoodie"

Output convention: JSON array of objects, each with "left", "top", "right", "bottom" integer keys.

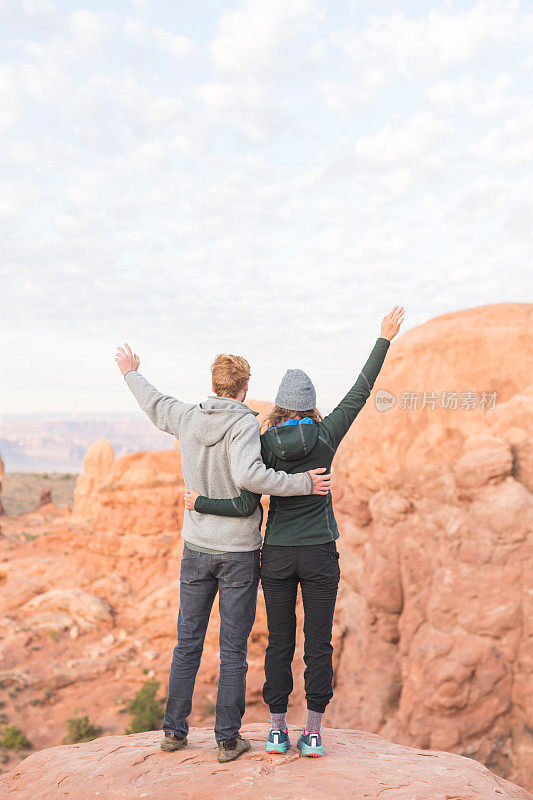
[{"left": 123, "top": 371, "right": 313, "bottom": 551}]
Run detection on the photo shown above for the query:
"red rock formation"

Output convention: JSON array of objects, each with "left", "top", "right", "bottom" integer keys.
[
  {"left": 38, "top": 488, "right": 52, "bottom": 508},
  {"left": 0, "top": 304, "right": 532, "bottom": 793},
  {"left": 72, "top": 439, "right": 185, "bottom": 535},
  {"left": 334, "top": 302, "right": 533, "bottom": 497},
  {"left": 1, "top": 725, "right": 531, "bottom": 800},
  {"left": 0, "top": 452, "right": 5, "bottom": 515},
  {"left": 327, "top": 303, "right": 533, "bottom": 791}
]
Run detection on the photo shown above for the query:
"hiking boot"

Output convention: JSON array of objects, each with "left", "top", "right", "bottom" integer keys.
[
  {"left": 217, "top": 734, "right": 251, "bottom": 763},
  {"left": 160, "top": 731, "right": 188, "bottom": 752}
]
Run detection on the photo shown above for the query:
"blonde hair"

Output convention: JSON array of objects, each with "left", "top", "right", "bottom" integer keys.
[
  {"left": 211, "top": 353, "right": 251, "bottom": 398},
  {"left": 262, "top": 405, "right": 323, "bottom": 432}
]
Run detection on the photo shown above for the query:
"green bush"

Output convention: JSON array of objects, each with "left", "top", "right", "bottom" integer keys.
[
  {"left": 63, "top": 713, "right": 102, "bottom": 744},
  {"left": 1, "top": 725, "right": 32, "bottom": 750},
  {"left": 125, "top": 679, "right": 165, "bottom": 734}
]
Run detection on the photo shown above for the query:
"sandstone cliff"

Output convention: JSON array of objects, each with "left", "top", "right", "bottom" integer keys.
[
  {"left": 326, "top": 303, "right": 533, "bottom": 789},
  {"left": 333, "top": 302, "right": 532, "bottom": 498}
]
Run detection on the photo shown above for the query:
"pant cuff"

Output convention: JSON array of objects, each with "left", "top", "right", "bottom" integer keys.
[
  {"left": 269, "top": 704, "right": 288, "bottom": 714},
  {"left": 306, "top": 702, "right": 327, "bottom": 713}
]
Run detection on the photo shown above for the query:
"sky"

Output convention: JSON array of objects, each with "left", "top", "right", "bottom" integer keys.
[{"left": 0, "top": 0, "right": 532, "bottom": 415}]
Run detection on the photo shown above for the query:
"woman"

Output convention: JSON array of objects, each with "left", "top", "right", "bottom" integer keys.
[{"left": 184, "top": 305, "right": 405, "bottom": 757}]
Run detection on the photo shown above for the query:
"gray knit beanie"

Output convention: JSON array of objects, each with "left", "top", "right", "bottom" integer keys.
[{"left": 275, "top": 369, "right": 316, "bottom": 412}]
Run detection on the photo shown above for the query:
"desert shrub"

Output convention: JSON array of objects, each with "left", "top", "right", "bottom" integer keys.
[
  {"left": 63, "top": 713, "right": 102, "bottom": 744},
  {"left": 1, "top": 725, "right": 32, "bottom": 749},
  {"left": 125, "top": 679, "right": 165, "bottom": 734}
]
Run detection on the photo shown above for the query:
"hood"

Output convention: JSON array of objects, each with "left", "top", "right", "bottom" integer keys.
[
  {"left": 191, "top": 396, "right": 258, "bottom": 447},
  {"left": 263, "top": 420, "right": 319, "bottom": 461}
]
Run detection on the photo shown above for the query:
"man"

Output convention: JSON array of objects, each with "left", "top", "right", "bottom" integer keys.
[{"left": 115, "top": 344, "right": 331, "bottom": 762}]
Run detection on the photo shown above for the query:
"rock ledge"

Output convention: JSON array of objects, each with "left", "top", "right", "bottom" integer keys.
[{"left": 1, "top": 724, "right": 531, "bottom": 800}]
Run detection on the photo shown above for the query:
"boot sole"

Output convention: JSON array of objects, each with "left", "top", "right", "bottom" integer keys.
[
  {"left": 265, "top": 740, "right": 290, "bottom": 754},
  {"left": 297, "top": 744, "right": 324, "bottom": 757}
]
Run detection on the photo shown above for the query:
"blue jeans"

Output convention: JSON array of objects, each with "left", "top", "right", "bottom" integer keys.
[{"left": 163, "top": 544, "right": 260, "bottom": 743}]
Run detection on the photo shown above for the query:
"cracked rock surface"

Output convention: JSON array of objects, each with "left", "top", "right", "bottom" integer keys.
[{"left": 1, "top": 724, "right": 531, "bottom": 800}]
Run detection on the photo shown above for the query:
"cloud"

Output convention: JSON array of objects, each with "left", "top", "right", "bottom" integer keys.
[
  {"left": 152, "top": 25, "right": 194, "bottom": 60},
  {"left": 69, "top": 9, "right": 108, "bottom": 49},
  {"left": 125, "top": 18, "right": 194, "bottom": 60},
  {"left": 0, "top": 66, "right": 21, "bottom": 131},
  {"left": 353, "top": 111, "right": 451, "bottom": 169},
  {"left": 318, "top": 80, "right": 371, "bottom": 111},
  {"left": 471, "top": 108, "right": 533, "bottom": 165},
  {"left": 211, "top": 0, "right": 317, "bottom": 75},
  {"left": 194, "top": 79, "right": 285, "bottom": 141},
  {"left": 0, "top": 0, "right": 531, "bottom": 413},
  {"left": 426, "top": 74, "right": 523, "bottom": 117},
  {"left": 335, "top": 2, "right": 531, "bottom": 84},
  {"left": 21, "top": 0, "right": 55, "bottom": 16}
]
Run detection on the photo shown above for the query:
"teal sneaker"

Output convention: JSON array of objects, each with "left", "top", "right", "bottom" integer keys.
[
  {"left": 297, "top": 730, "right": 324, "bottom": 757},
  {"left": 265, "top": 728, "right": 290, "bottom": 754}
]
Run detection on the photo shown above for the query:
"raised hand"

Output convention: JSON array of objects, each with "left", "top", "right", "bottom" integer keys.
[
  {"left": 184, "top": 488, "right": 200, "bottom": 510},
  {"left": 115, "top": 343, "right": 140, "bottom": 375},
  {"left": 380, "top": 305, "right": 405, "bottom": 341}
]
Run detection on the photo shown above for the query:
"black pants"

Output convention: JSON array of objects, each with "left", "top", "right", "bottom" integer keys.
[{"left": 260, "top": 541, "right": 340, "bottom": 714}]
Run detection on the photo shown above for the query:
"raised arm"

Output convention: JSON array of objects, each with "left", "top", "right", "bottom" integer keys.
[
  {"left": 185, "top": 488, "right": 262, "bottom": 517},
  {"left": 115, "top": 343, "right": 192, "bottom": 436},
  {"left": 321, "top": 306, "right": 405, "bottom": 449}
]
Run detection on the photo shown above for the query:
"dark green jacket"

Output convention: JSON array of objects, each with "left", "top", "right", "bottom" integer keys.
[{"left": 194, "top": 337, "right": 390, "bottom": 546}]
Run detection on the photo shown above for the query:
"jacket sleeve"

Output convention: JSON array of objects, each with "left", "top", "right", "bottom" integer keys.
[
  {"left": 194, "top": 490, "right": 262, "bottom": 517},
  {"left": 123, "top": 370, "right": 193, "bottom": 437},
  {"left": 321, "top": 337, "right": 390, "bottom": 450},
  {"left": 229, "top": 418, "right": 313, "bottom": 495}
]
